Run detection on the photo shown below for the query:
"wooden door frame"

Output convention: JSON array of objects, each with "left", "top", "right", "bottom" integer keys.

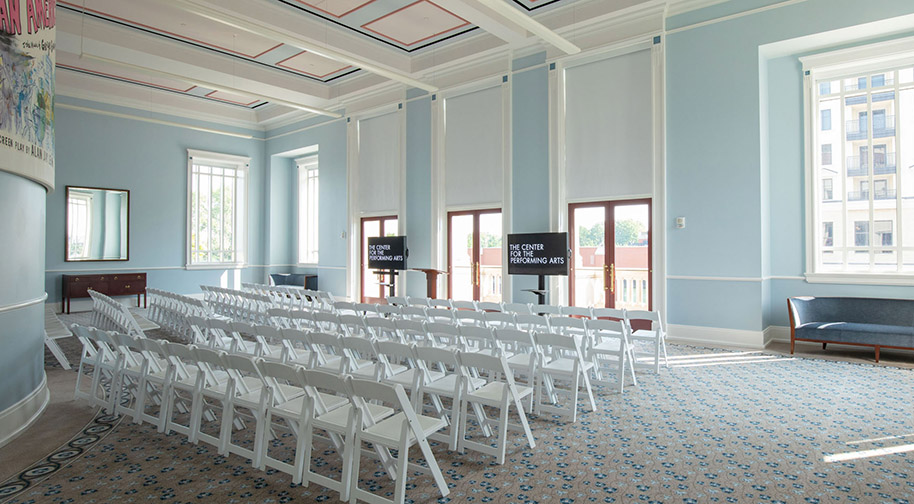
[
  {"left": 568, "top": 199, "right": 652, "bottom": 310},
  {"left": 360, "top": 215, "right": 397, "bottom": 303},
  {"left": 447, "top": 208, "right": 501, "bottom": 301}
]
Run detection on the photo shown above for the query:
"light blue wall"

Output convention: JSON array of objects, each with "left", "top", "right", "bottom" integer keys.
[
  {"left": 268, "top": 156, "right": 295, "bottom": 268},
  {"left": 667, "top": 0, "right": 914, "bottom": 331},
  {"left": 48, "top": 97, "right": 266, "bottom": 300},
  {"left": 265, "top": 117, "right": 348, "bottom": 296},
  {"left": 405, "top": 95, "right": 433, "bottom": 298},
  {"left": 0, "top": 171, "right": 46, "bottom": 411},
  {"left": 511, "top": 61, "right": 551, "bottom": 304}
]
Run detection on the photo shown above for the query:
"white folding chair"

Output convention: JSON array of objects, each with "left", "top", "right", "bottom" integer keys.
[
  {"left": 494, "top": 328, "right": 539, "bottom": 405},
  {"left": 365, "top": 317, "right": 401, "bottom": 342},
  {"left": 627, "top": 309, "right": 669, "bottom": 373},
  {"left": 476, "top": 301, "right": 503, "bottom": 312},
  {"left": 585, "top": 318, "right": 638, "bottom": 393},
  {"left": 376, "top": 304, "right": 402, "bottom": 318},
  {"left": 455, "top": 351, "right": 536, "bottom": 464},
  {"left": 532, "top": 304, "right": 561, "bottom": 317},
  {"left": 459, "top": 325, "right": 499, "bottom": 355},
  {"left": 340, "top": 314, "right": 371, "bottom": 339},
  {"left": 561, "top": 306, "right": 593, "bottom": 319},
  {"left": 428, "top": 298, "right": 453, "bottom": 309},
  {"left": 533, "top": 332, "right": 597, "bottom": 423},
  {"left": 348, "top": 378, "right": 450, "bottom": 504},
  {"left": 312, "top": 312, "right": 344, "bottom": 336},
  {"left": 454, "top": 310, "right": 486, "bottom": 327},
  {"left": 484, "top": 311, "right": 517, "bottom": 330},
  {"left": 452, "top": 300, "right": 477, "bottom": 311},
  {"left": 387, "top": 296, "right": 408, "bottom": 306},
  {"left": 502, "top": 302, "right": 533, "bottom": 315},
  {"left": 406, "top": 296, "right": 431, "bottom": 307},
  {"left": 377, "top": 341, "right": 425, "bottom": 400},
  {"left": 72, "top": 324, "right": 118, "bottom": 410},
  {"left": 425, "top": 322, "right": 463, "bottom": 350},
  {"left": 279, "top": 328, "right": 314, "bottom": 367},
  {"left": 515, "top": 313, "right": 552, "bottom": 334},
  {"left": 341, "top": 336, "right": 396, "bottom": 380},
  {"left": 395, "top": 318, "right": 429, "bottom": 345},
  {"left": 414, "top": 346, "right": 486, "bottom": 450},
  {"left": 256, "top": 361, "right": 310, "bottom": 482},
  {"left": 308, "top": 332, "right": 347, "bottom": 373},
  {"left": 425, "top": 307, "right": 456, "bottom": 324},
  {"left": 399, "top": 305, "right": 428, "bottom": 321},
  {"left": 592, "top": 307, "right": 626, "bottom": 321}
]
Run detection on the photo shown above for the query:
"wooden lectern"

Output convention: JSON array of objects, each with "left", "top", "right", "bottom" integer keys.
[{"left": 410, "top": 268, "right": 447, "bottom": 298}]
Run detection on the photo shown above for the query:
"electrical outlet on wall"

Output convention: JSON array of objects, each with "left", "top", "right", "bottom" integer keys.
[{"left": 675, "top": 217, "right": 686, "bottom": 229}]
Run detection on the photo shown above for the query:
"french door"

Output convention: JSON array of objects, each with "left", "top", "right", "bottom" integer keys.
[
  {"left": 569, "top": 199, "right": 651, "bottom": 310},
  {"left": 361, "top": 215, "right": 398, "bottom": 303},
  {"left": 448, "top": 209, "right": 502, "bottom": 302}
]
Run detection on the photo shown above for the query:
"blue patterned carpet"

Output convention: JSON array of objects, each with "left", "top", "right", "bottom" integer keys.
[{"left": 3, "top": 345, "right": 913, "bottom": 503}]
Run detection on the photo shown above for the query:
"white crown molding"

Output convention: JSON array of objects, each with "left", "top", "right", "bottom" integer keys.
[
  {"left": 56, "top": 84, "right": 266, "bottom": 132},
  {"left": 665, "top": 0, "right": 732, "bottom": 18}
]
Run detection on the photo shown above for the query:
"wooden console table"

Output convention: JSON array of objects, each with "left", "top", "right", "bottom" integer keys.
[{"left": 62, "top": 272, "right": 147, "bottom": 314}]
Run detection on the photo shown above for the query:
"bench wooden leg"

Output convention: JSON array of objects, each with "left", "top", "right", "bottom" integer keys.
[
  {"left": 822, "top": 343, "right": 827, "bottom": 350},
  {"left": 790, "top": 338, "right": 795, "bottom": 354},
  {"left": 875, "top": 346, "right": 880, "bottom": 363}
]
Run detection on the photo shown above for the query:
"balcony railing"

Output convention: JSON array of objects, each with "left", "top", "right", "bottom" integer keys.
[
  {"left": 846, "top": 115, "right": 896, "bottom": 140},
  {"left": 847, "top": 189, "right": 896, "bottom": 201},
  {"left": 846, "top": 153, "right": 897, "bottom": 176}
]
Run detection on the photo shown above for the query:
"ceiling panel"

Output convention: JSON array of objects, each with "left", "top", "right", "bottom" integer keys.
[
  {"left": 276, "top": 51, "right": 353, "bottom": 78},
  {"left": 362, "top": 0, "right": 469, "bottom": 47},
  {"left": 293, "top": 0, "right": 377, "bottom": 18},
  {"left": 204, "top": 90, "right": 261, "bottom": 106},
  {"left": 59, "top": 0, "right": 282, "bottom": 58}
]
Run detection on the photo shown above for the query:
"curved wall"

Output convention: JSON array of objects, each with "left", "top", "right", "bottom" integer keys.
[{"left": 0, "top": 169, "right": 48, "bottom": 439}]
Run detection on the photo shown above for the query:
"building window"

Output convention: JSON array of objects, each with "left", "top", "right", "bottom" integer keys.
[
  {"left": 822, "top": 222, "right": 834, "bottom": 247},
  {"left": 187, "top": 150, "right": 249, "bottom": 267},
  {"left": 298, "top": 155, "right": 319, "bottom": 264},
  {"left": 821, "top": 109, "right": 831, "bottom": 130},
  {"left": 641, "top": 280, "right": 647, "bottom": 304},
  {"left": 876, "top": 220, "right": 893, "bottom": 246},
  {"left": 802, "top": 38, "right": 914, "bottom": 281}
]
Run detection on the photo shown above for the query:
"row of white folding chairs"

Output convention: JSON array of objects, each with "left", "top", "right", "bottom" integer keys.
[
  {"left": 241, "top": 282, "right": 304, "bottom": 311},
  {"left": 88, "top": 289, "right": 145, "bottom": 337},
  {"left": 189, "top": 311, "right": 616, "bottom": 418},
  {"left": 200, "top": 285, "right": 274, "bottom": 324},
  {"left": 383, "top": 298, "right": 668, "bottom": 373},
  {"left": 147, "top": 288, "right": 215, "bottom": 341},
  {"left": 71, "top": 325, "right": 550, "bottom": 503}
]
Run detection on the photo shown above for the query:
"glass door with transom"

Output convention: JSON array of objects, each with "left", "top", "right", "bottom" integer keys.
[
  {"left": 448, "top": 209, "right": 502, "bottom": 302},
  {"left": 569, "top": 200, "right": 651, "bottom": 310},
  {"left": 361, "top": 216, "right": 398, "bottom": 303}
]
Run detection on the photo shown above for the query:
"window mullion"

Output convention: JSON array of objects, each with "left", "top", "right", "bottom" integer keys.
[
  {"left": 839, "top": 83, "right": 848, "bottom": 271},
  {"left": 867, "top": 86, "right": 875, "bottom": 269},
  {"left": 895, "top": 71, "right": 904, "bottom": 272}
]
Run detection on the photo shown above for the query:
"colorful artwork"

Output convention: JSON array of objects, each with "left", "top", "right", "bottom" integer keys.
[{"left": 0, "top": 0, "right": 56, "bottom": 188}]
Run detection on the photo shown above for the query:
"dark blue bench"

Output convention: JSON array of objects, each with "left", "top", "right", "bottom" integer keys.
[{"left": 787, "top": 296, "right": 914, "bottom": 362}]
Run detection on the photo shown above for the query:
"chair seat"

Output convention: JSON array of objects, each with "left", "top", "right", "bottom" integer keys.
[
  {"left": 360, "top": 412, "right": 448, "bottom": 447},
  {"left": 275, "top": 391, "right": 349, "bottom": 416},
  {"left": 385, "top": 369, "right": 441, "bottom": 389},
  {"left": 285, "top": 352, "right": 314, "bottom": 366},
  {"left": 205, "top": 376, "right": 263, "bottom": 396},
  {"left": 315, "top": 403, "right": 394, "bottom": 431},
  {"left": 350, "top": 362, "right": 408, "bottom": 379},
  {"left": 592, "top": 340, "right": 623, "bottom": 352},
  {"left": 630, "top": 329, "right": 660, "bottom": 341},
  {"left": 467, "top": 382, "right": 532, "bottom": 404},
  {"left": 506, "top": 352, "right": 535, "bottom": 366},
  {"left": 424, "top": 374, "right": 486, "bottom": 396},
  {"left": 542, "top": 357, "right": 594, "bottom": 374}
]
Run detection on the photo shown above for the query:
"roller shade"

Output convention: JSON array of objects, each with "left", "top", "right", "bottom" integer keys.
[
  {"left": 358, "top": 111, "right": 400, "bottom": 214},
  {"left": 445, "top": 85, "right": 504, "bottom": 207},
  {"left": 565, "top": 49, "right": 653, "bottom": 200}
]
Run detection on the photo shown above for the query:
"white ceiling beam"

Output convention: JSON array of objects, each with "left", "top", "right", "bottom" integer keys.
[
  {"left": 475, "top": 0, "right": 581, "bottom": 54},
  {"left": 173, "top": 0, "right": 439, "bottom": 92},
  {"left": 434, "top": 0, "right": 528, "bottom": 45}
]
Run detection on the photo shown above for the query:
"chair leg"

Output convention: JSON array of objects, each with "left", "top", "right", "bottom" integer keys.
[
  {"left": 496, "top": 404, "right": 509, "bottom": 465},
  {"left": 348, "top": 430, "right": 362, "bottom": 504},
  {"left": 392, "top": 439, "right": 410, "bottom": 504},
  {"left": 339, "top": 417, "right": 357, "bottom": 501},
  {"left": 417, "top": 437, "right": 449, "bottom": 497}
]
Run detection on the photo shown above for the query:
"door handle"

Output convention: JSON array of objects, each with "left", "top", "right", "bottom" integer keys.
[
  {"left": 476, "top": 262, "right": 481, "bottom": 286},
  {"left": 609, "top": 264, "right": 615, "bottom": 293}
]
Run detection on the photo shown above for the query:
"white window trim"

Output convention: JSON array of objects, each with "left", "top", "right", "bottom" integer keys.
[
  {"left": 297, "top": 154, "right": 319, "bottom": 266},
  {"left": 801, "top": 36, "right": 914, "bottom": 285},
  {"left": 185, "top": 149, "right": 250, "bottom": 270}
]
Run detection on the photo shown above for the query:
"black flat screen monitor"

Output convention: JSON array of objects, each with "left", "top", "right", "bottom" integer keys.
[
  {"left": 507, "top": 232, "right": 569, "bottom": 276},
  {"left": 368, "top": 236, "right": 408, "bottom": 271}
]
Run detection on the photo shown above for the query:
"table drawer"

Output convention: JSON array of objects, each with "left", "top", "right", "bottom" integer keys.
[{"left": 109, "top": 279, "right": 145, "bottom": 296}]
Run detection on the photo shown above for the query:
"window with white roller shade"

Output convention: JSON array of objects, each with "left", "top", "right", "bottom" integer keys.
[
  {"left": 358, "top": 111, "right": 401, "bottom": 214},
  {"left": 444, "top": 85, "right": 504, "bottom": 207},
  {"left": 564, "top": 49, "right": 653, "bottom": 200}
]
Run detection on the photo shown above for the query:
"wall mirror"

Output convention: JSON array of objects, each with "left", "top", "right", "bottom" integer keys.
[{"left": 66, "top": 186, "right": 130, "bottom": 261}]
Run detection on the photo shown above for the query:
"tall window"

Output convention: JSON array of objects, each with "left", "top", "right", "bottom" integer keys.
[
  {"left": 187, "top": 150, "right": 248, "bottom": 267},
  {"left": 803, "top": 38, "right": 914, "bottom": 281},
  {"left": 298, "top": 155, "right": 319, "bottom": 264},
  {"left": 67, "top": 192, "right": 92, "bottom": 260}
]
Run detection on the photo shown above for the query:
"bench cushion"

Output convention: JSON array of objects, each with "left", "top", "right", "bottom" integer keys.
[{"left": 795, "top": 322, "right": 914, "bottom": 348}]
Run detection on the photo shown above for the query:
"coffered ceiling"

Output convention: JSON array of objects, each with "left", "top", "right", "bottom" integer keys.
[{"left": 54, "top": 0, "right": 726, "bottom": 129}]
